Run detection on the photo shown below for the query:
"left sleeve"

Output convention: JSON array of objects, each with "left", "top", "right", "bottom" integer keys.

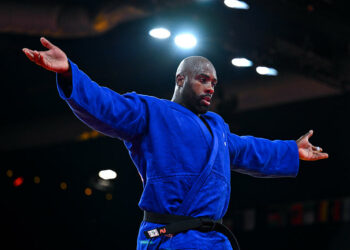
[{"left": 227, "top": 131, "right": 299, "bottom": 178}]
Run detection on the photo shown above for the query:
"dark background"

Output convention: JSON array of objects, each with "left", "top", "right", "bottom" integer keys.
[{"left": 0, "top": 0, "right": 349, "bottom": 249}]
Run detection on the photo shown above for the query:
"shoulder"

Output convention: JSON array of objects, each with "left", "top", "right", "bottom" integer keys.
[
  {"left": 123, "top": 92, "right": 163, "bottom": 103},
  {"left": 123, "top": 92, "right": 171, "bottom": 111},
  {"left": 205, "top": 111, "right": 226, "bottom": 123},
  {"left": 205, "top": 111, "right": 231, "bottom": 133}
]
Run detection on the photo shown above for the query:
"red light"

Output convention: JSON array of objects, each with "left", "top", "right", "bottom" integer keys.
[{"left": 13, "top": 177, "right": 24, "bottom": 187}]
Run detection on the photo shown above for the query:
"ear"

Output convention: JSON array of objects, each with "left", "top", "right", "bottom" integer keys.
[{"left": 176, "top": 74, "right": 185, "bottom": 87}]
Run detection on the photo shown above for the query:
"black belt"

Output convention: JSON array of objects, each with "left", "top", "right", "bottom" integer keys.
[{"left": 143, "top": 211, "right": 240, "bottom": 250}]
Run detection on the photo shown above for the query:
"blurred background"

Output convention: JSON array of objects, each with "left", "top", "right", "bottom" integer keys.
[{"left": 0, "top": 0, "right": 349, "bottom": 249}]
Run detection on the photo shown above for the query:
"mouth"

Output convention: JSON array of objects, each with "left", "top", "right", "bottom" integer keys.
[{"left": 200, "top": 95, "right": 212, "bottom": 106}]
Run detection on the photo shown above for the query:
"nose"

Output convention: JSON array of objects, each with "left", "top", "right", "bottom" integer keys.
[{"left": 205, "top": 84, "right": 214, "bottom": 95}]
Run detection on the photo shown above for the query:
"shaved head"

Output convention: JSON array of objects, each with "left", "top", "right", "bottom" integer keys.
[
  {"left": 172, "top": 56, "right": 218, "bottom": 115},
  {"left": 176, "top": 56, "right": 216, "bottom": 80}
]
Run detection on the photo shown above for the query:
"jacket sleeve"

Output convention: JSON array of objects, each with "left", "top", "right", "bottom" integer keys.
[
  {"left": 226, "top": 127, "right": 299, "bottom": 178},
  {"left": 56, "top": 59, "right": 148, "bottom": 141}
]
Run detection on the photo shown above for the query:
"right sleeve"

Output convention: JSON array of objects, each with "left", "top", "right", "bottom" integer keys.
[{"left": 56, "top": 59, "right": 148, "bottom": 141}]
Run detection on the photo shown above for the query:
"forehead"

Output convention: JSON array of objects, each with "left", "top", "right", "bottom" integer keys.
[{"left": 192, "top": 61, "right": 217, "bottom": 78}]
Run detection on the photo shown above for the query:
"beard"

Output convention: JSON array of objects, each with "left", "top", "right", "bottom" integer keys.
[
  {"left": 180, "top": 80, "right": 211, "bottom": 115},
  {"left": 197, "top": 103, "right": 210, "bottom": 114},
  {"left": 194, "top": 96, "right": 210, "bottom": 114}
]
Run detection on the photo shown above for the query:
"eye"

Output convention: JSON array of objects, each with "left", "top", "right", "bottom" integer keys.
[{"left": 199, "top": 78, "right": 206, "bottom": 83}]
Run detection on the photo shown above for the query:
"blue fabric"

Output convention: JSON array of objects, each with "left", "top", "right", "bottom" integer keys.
[{"left": 57, "top": 60, "right": 300, "bottom": 249}]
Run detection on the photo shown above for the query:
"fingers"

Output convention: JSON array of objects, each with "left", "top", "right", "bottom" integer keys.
[
  {"left": 312, "top": 145, "right": 323, "bottom": 152},
  {"left": 22, "top": 48, "right": 45, "bottom": 66},
  {"left": 297, "top": 130, "right": 314, "bottom": 143},
  {"left": 32, "top": 50, "right": 42, "bottom": 65},
  {"left": 311, "top": 152, "right": 329, "bottom": 161},
  {"left": 22, "top": 48, "right": 35, "bottom": 61},
  {"left": 321, "top": 153, "right": 329, "bottom": 159},
  {"left": 40, "top": 37, "right": 55, "bottom": 49},
  {"left": 306, "top": 130, "right": 313, "bottom": 139}
]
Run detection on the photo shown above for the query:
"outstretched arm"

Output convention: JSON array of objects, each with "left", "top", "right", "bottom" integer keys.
[
  {"left": 228, "top": 133, "right": 300, "bottom": 178},
  {"left": 227, "top": 128, "right": 329, "bottom": 178},
  {"left": 296, "top": 130, "right": 329, "bottom": 161},
  {"left": 22, "top": 37, "right": 149, "bottom": 141}
]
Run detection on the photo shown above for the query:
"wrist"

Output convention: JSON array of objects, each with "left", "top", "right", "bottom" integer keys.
[{"left": 60, "top": 61, "right": 71, "bottom": 77}]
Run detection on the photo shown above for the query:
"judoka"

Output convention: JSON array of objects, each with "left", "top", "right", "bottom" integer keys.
[{"left": 23, "top": 37, "right": 329, "bottom": 250}]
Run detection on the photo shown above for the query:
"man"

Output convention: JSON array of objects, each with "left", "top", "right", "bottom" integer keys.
[{"left": 23, "top": 37, "right": 328, "bottom": 250}]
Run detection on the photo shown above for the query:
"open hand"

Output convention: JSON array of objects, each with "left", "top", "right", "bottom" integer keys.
[
  {"left": 296, "top": 130, "right": 329, "bottom": 161},
  {"left": 22, "top": 37, "right": 69, "bottom": 74}
]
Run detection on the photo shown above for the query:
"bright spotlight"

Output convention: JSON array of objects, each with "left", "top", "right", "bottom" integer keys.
[
  {"left": 231, "top": 58, "right": 253, "bottom": 67},
  {"left": 256, "top": 66, "right": 278, "bottom": 76},
  {"left": 174, "top": 34, "right": 197, "bottom": 49},
  {"left": 149, "top": 28, "right": 171, "bottom": 39},
  {"left": 224, "top": 0, "right": 250, "bottom": 9},
  {"left": 98, "top": 169, "right": 117, "bottom": 180}
]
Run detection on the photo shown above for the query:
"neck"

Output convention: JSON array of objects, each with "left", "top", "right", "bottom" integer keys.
[
  {"left": 171, "top": 91, "right": 182, "bottom": 105},
  {"left": 171, "top": 95, "right": 201, "bottom": 116},
  {"left": 171, "top": 95, "right": 186, "bottom": 110}
]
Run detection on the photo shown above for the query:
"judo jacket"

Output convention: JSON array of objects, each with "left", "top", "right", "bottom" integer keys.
[{"left": 57, "top": 60, "right": 299, "bottom": 249}]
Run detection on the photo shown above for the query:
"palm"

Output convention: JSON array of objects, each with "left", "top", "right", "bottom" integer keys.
[
  {"left": 22, "top": 37, "right": 69, "bottom": 73},
  {"left": 296, "top": 130, "right": 329, "bottom": 161}
]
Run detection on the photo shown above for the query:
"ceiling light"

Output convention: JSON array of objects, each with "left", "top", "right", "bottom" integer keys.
[
  {"left": 256, "top": 66, "right": 278, "bottom": 76},
  {"left": 224, "top": 0, "right": 249, "bottom": 9},
  {"left": 98, "top": 169, "right": 117, "bottom": 180},
  {"left": 149, "top": 28, "right": 171, "bottom": 39},
  {"left": 231, "top": 58, "right": 253, "bottom": 67},
  {"left": 174, "top": 33, "right": 197, "bottom": 49}
]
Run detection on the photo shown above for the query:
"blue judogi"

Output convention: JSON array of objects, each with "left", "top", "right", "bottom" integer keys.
[{"left": 57, "top": 60, "right": 299, "bottom": 249}]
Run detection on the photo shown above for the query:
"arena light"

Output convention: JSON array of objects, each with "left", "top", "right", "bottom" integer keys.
[
  {"left": 174, "top": 33, "right": 197, "bottom": 49},
  {"left": 60, "top": 182, "right": 67, "bottom": 190},
  {"left": 256, "top": 66, "right": 278, "bottom": 76},
  {"left": 149, "top": 28, "right": 171, "bottom": 39},
  {"left": 105, "top": 193, "right": 113, "bottom": 200},
  {"left": 231, "top": 58, "right": 253, "bottom": 67},
  {"left": 13, "top": 177, "right": 24, "bottom": 187},
  {"left": 84, "top": 187, "right": 92, "bottom": 196},
  {"left": 98, "top": 169, "right": 117, "bottom": 180},
  {"left": 224, "top": 0, "right": 250, "bottom": 9},
  {"left": 6, "top": 169, "right": 13, "bottom": 178},
  {"left": 34, "top": 176, "right": 40, "bottom": 184}
]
